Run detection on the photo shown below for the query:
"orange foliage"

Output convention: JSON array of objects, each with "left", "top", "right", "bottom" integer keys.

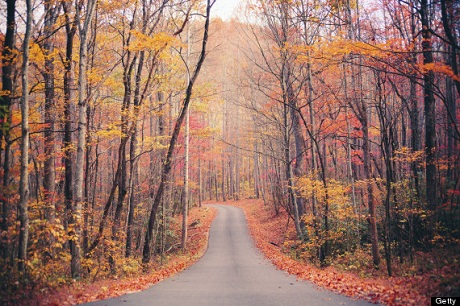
[{"left": 28, "top": 206, "right": 217, "bottom": 306}]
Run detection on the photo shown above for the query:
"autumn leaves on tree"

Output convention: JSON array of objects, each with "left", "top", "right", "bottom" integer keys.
[
  {"left": 237, "top": 0, "right": 459, "bottom": 277},
  {"left": 1, "top": 0, "right": 217, "bottom": 287},
  {"left": 0, "top": 0, "right": 459, "bottom": 301}
]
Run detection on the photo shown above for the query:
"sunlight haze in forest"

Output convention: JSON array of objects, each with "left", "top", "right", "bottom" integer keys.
[{"left": 212, "top": 0, "right": 242, "bottom": 20}]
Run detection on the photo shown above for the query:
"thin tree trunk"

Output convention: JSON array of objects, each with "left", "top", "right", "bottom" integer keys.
[
  {"left": 125, "top": 126, "right": 138, "bottom": 257},
  {"left": 62, "top": 0, "right": 77, "bottom": 273},
  {"left": 420, "top": 0, "right": 437, "bottom": 212},
  {"left": 142, "top": 0, "right": 214, "bottom": 264},
  {"left": 283, "top": 86, "right": 302, "bottom": 238},
  {"left": 0, "top": 0, "right": 16, "bottom": 263},
  {"left": 125, "top": 50, "right": 145, "bottom": 257},
  {"left": 182, "top": 107, "right": 189, "bottom": 250},
  {"left": 221, "top": 159, "right": 226, "bottom": 202},
  {"left": 73, "top": 0, "right": 97, "bottom": 278},
  {"left": 363, "top": 118, "right": 380, "bottom": 267},
  {"left": 182, "top": 16, "right": 192, "bottom": 250},
  {"left": 198, "top": 148, "right": 203, "bottom": 207},
  {"left": 307, "top": 61, "right": 321, "bottom": 257},
  {"left": 42, "top": 0, "right": 59, "bottom": 228},
  {"left": 377, "top": 81, "right": 393, "bottom": 276},
  {"left": 83, "top": 12, "right": 98, "bottom": 254},
  {"left": 18, "top": 0, "right": 32, "bottom": 274}
]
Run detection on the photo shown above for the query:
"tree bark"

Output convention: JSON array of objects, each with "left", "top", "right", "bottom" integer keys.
[
  {"left": 62, "top": 0, "right": 77, "bottom": 273},
  {"left": 73, "top": 0, "right": 97, "bottom": 278},
  {"left": 18, "top": 0, "right": 32, "bottom": 274},
  {"left": 42, "top": 0, "right": 59, "bottom": 226},
  {"left": 363, "top": 117, "right": 381, "bottom": 267},
  {"left": 420, "top": 0, "right": 437, "bottom": 212},
  {"left": 0, "top": 0, "right": 16, "bottom": 262}
]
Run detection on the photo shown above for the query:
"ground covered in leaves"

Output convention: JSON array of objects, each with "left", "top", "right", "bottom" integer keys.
[
  {"left": 11, "top": 206, "right": 217, "bottom": 306},
  {"left": 10, "top": 201, "right": 458, "bottom": 305},
  {"left": 225, "top": 199, "right": 459, "bottom": 306}
]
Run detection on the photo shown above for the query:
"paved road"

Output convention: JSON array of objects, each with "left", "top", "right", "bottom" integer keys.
[{"left": 83, "top": 205, "right": 370, "bottom": 306}]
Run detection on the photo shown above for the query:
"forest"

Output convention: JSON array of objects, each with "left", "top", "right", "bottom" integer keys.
[{"left": 0, "top": 0, "right": 459, "bottom": 303}]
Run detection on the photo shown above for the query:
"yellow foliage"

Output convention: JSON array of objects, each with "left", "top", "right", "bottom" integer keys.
[
  {"left": 103, "top": 74, "right": 125, "bottom": 96},
  {"left": 392, "top": 147, "right": 424, "bottom": 163},
  {"left": 294, "top": 36, "right": 406, "bottom": 66},
  {"left": 419, "top": 62, "right": 460, "bottom": 81},
  {"left": 143, "top": 135, "right": 170, "bottom": 151},
  {"left": 29, "top": 43, "right": 45, "bottom": 65},
  {"left": 296, "top": 176, "right": 352, "bottom": 216},
  {"left": 95, "top": 123, "right": 124, "bottom": 139},
  {"left": 88, "top": 68, "right": 105, "bottom": 84},
  {"left": 128, "top": 31, "right": 181, "bottom": 53}
]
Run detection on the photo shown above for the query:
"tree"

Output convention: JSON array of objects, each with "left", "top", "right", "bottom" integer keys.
[
  {"left": 248, "top": 0, "right": 306, "bottom": 239},
  {"left": 419, "top": 0, "right": 437, "bottom": 212},
  {"left": 41, "top": 0, "right": 60, "bottom": 227},
  {"left": 0, "top": 0, "right": 16, "bottom": 263},
  {"left": 142, "top": 0, "right": 215, "bottom": 264},
  {"left": 61, "top": 0, "right": 78, "bottom": 278},
  {"left": 72, "top": 0, "right": 97, "bottom": 278},
  {"left": 18, "top": 0, "right": 33, "bottom": 275}
]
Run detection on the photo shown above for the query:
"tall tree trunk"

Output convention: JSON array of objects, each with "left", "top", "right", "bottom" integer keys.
[
  {"left": 125, "top": 120, "right": 138, "bottom": 257},
  {"left": 289, "top": 83, "right": 306, "bottom": 218},
  {"left": 363, "top": 116, "right": 380, "bottom": 267},
  {"left": 307, "top": 61, "right": 321, "bottom": 257},
  {"left": 182, "top": 106, "right": 190, "bottom": 250},
  {"left": 254, "top": 143, "right": 261, "bottom": 200},
  {"left": 376, "top": 79, "right": 393, "bottom": 276},
  {"left": 0, "top": 0, "right": 16, "bottom": 262},
  {"left": 410, "top": 74, "right": 421, "bottom": 196},
  {"left": 18, "top": 0, "right": 32, "bottom": 274},
  {"left": 283, "top": 85, "right": 302, "bottom": 238},
  {"left": 73, "top": 0, "right": 97, "bottom": 278},
  {"left": 42, "top": 0, "right": 59, "bottom": 227},
  {"left": 348, "top": 1, "right": 381, "bottom": 264},
  {"left": 420, "top": 0, "right": 437, "bottom": 212},
  {"left": 83, "top": 11, "right": 98, "bottom": 254},
  {"left": 113, "top": 47, "right": 138, "bottom": 239},
  {"left": 221, "top": 159, "right": 227, "bottom": 201},
  {"left": 182, "top": 17, "right": 192, "bottom": 250},
  {"left": 317, "top": 143, "right": 330, "bottom": 264},
  {"left": 125, "top": 50, "right": 146, "bottom": 257},
  {"left": 62, "top": 0, "right": 77, "bottom": 272},
  {"left": 198, "top": 147, "right": 203, "bottom": 207},
  {"left": 142, "top": 0, "right": 213, "bottom": 264}
]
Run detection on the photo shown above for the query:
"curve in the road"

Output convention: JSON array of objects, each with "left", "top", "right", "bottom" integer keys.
[{"left": 83, "top": 205, "right": 371, "bottom": 306}]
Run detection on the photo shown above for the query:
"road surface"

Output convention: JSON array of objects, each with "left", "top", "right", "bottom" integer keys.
[{"left": 83, "top": 205, "right": 370, "bottom": 306}]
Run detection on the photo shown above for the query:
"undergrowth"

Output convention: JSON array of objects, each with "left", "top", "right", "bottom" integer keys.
[{"left": 0, "top": 206, "right": 217, "bottom": 306}]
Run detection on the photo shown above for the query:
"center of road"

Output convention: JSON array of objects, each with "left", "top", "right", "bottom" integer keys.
[{"left": 83, "top": 205, "right": 370, "bottom": 306}]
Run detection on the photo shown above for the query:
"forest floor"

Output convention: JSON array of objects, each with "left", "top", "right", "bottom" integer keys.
[
  {"left": 15, "top": 206, "right": 217, "bottom": 306},
  {"left": 224, "top": 199, "right": 459, "bottom": 306}
]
